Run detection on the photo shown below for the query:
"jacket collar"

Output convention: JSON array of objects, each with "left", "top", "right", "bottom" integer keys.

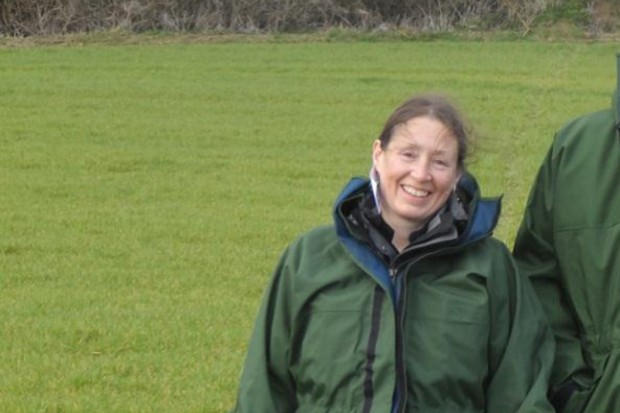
[{"left": 333, "top": 172, "right": 501, "bottom": 247}]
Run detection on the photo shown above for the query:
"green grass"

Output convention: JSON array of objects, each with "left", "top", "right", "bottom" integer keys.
[{"left": 1, "top": 36, "right": 618, "bottom": 412}]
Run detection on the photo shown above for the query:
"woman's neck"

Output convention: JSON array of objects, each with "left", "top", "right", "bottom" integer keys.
[
  {"left": 391, "top": 232, "right": 410, "bottom": 252},
  {"left": 382, "top": 216, "right": 423, "bottom": 252}
]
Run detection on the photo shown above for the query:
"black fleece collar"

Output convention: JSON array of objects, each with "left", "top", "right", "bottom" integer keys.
[{"left": 348, "top": 189, "right": 469, "bottom": 264}]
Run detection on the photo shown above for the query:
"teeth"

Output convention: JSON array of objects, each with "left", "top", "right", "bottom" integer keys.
[{"left": 403, "top": 185, "right": 429, "bottom": 197}]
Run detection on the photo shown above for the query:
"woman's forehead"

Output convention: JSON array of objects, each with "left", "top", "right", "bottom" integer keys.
[{"left": 390, "top": 119, "right": 458, "bottom": 150}]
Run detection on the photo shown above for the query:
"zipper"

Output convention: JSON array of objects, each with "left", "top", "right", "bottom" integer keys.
[
  {"left": 390, "top": 244, "right": 477, "bottom": 413},
  {"left": 393, "top": 263, "right": 408, "bottom": 413}
]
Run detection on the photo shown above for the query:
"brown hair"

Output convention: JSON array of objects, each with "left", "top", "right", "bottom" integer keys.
[{"left": 378, "top": 94, "right": 469, "bottom": 168}]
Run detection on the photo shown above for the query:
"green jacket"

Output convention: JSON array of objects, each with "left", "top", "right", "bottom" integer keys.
[
  {"left": 232, "top": 174, "right": 554, "bottom": 413},
  {"left": 513, "top": 94, "right": 620, "bottom": 413}
]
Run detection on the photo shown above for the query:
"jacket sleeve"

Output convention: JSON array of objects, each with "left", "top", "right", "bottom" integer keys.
[
  {"left": 230, "top": 247, "right": 297, "bottom": 413},
  {"left": 513, "top": 145, "right": 590, "bottom": 392},
  {"left": 485, "top": 244, "right": 555, "bottom": 413}
]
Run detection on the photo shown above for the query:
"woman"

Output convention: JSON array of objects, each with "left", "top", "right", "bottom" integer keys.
[{"left": 230, "top": 94, "right": 555, "bottom": 412}]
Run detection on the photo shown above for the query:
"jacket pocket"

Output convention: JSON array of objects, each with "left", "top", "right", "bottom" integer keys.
[{"left": 404, "top": 276, "right": 489, "bottom": 409}]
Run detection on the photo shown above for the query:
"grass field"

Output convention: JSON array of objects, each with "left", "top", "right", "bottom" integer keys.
[{"left": 1, "top": 36, "right": 618, "bottom": 412}]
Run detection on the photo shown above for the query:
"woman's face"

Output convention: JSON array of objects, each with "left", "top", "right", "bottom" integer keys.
[{"left": 372, "top": 115, "right": 461, "bottom": 232}]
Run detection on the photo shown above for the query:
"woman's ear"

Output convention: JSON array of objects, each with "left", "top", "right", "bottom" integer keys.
[{"left": 372, "top": 139, "right": 383, "bottom": 166}]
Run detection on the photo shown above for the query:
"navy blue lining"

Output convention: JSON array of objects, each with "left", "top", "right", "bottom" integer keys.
[
  {"left": 334, "top": 178, "right": 395, "bottom": 303},
  {"left": 465, "top": 198, "right": 501, "bottom": 241}
]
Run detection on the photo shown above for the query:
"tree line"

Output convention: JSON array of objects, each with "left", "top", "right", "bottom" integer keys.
[{"left": 0, "top": 0, "right": 612, "bottom": 36}]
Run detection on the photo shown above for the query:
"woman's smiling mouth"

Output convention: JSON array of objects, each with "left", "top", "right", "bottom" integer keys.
[{"left": 402, "top": 185, "right": 430, "bottom": 197}]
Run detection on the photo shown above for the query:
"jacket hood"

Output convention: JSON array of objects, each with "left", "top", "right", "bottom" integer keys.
[
  {"left": 333, "top": 172, "right": 502, "bottom": 246},
  {"left": 331, "top": 172, "right": 501, "bottom": 304}
]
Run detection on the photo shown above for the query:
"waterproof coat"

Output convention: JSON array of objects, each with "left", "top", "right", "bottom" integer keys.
[
  {"left": 232, "top": 174, "right": 554, "bottom": 413},
  {"left": 513, "top": 93, "right": 620, "bottom": 413}
]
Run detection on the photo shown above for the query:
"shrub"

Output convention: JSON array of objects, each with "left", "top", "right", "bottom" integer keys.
[{"left": 0, "top": 0, "right": 591, "bottom": 36}]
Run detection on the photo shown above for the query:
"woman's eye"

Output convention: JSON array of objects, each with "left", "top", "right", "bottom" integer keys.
[{"left": 433, "top": 159, "right": 449, "bottom": 167}]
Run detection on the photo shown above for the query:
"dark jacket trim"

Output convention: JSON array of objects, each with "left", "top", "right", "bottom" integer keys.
[
  {"left": 550, "top": 380, "right": 577, "bottom": 413},
  {"left": 362, "top": 285, "right": 385, "bottom": 413}
]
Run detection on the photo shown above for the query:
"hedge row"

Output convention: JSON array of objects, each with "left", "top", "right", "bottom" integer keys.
[{"left": 0, "top": 0, "right": 586, "bottom": 36}]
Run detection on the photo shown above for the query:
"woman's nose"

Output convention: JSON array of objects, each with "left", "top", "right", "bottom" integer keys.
[{"left": 410, "top": 160, "right": 431, "bottom": 181}]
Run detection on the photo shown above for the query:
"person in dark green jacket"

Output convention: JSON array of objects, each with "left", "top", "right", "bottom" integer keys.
[
  {"left": 513, "top": 60, "right": 620, "bottom": 413},
  {"left": 231, "top": 94, "right": 555, "bottom": 413}
]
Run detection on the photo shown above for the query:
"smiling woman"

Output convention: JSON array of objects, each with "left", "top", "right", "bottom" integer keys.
[
  {"left": 229, "top": 93, "right": 557, "bottom": 413},
  {"left": 2, "top": 38, "right": 619, "bottom": 413},
  {"left": 371, "top": 98, "right": 465, "bottom": 250}
]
